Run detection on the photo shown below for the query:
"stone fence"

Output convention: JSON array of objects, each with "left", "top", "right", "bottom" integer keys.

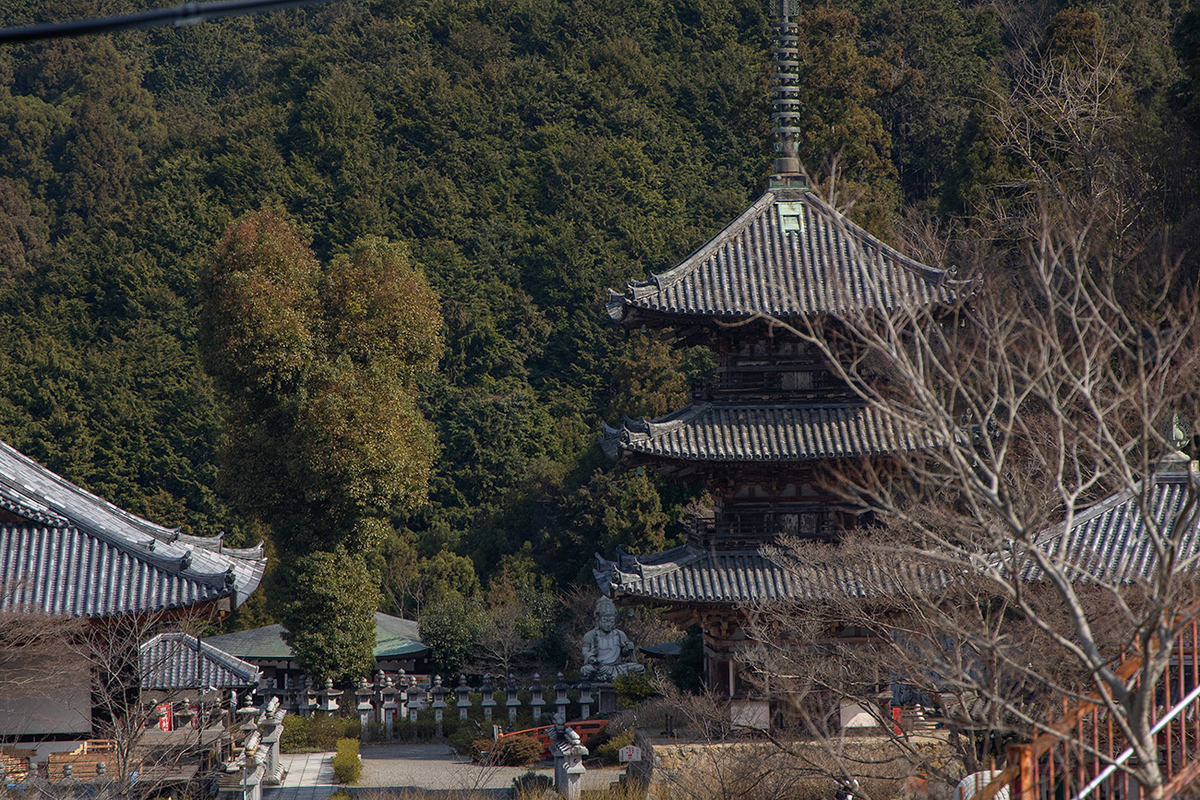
[{"left": 258, "top": 672, "right": 622, "bottom": 734}]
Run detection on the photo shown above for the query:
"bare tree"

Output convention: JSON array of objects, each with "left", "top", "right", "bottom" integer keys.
[{"left": 747, "top": 170, "right": 1200, "bottom": 800}]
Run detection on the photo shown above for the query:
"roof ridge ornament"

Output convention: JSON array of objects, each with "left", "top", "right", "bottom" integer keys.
[{"left": 769, "top": 0, "right": 803, "bottom": 183}]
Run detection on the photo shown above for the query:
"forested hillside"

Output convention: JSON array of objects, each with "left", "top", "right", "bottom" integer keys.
[{"left": 0, "top": 0, "right": 1196, "bottom": 644}]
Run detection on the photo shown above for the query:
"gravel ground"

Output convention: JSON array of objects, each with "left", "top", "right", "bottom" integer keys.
[
  {"left": 359, "top": 743, "right": 626, "bottom": 793},
  {"left": 265, "top": 743, "right": 626, "bottom": 797}
]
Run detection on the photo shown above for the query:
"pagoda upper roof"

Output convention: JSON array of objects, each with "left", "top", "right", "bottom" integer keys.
[
  {"left": 606, "top": 187, "right": 973, "bottom": 324},
  {"left": 0, "top": 439, "right": 266, "bottom": 617},
  {"left": 601, "top": 402, "right": 933, "bottom": 463}
]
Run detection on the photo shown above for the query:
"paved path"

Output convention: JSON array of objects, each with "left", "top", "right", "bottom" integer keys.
[
  {"left": 263, "top": 744, "right": 626, "bottom": 798},
  {"left": 264, "top": 751, "right": 337, "bottom": 800}
]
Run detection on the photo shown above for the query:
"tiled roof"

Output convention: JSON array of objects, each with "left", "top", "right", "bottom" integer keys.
[
  {"left": 0, "top": 440, "right": 266, "bottom": 617},
  {"left": 1025, "top": 458, "right": 1200, "bottom": 584},
  {"left": 606, "top": 188, "right": 975, "bottom": 322},
  {"left": 597, "top": 460, "right": 1200, "bottom": 605},
  {"left": 204, "top": 612, "right": 427, "bottom": 662},
  {"left": 140, "top": 632, "right": 261, "bottom": 690},
  {"left": 601, "top": 402, "right": 932, "bottom": 462},
  {"left": 595, "top": 544, "right": 918, "bottom": 604}
]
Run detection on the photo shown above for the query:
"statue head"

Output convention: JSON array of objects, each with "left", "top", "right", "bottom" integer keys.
[{"left": 594, "top": 596, "right": 617, "bottom": 633}]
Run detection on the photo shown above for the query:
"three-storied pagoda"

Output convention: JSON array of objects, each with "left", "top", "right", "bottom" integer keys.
[{"left": 594, "top": 3, "right": 974, "bottom": 701}]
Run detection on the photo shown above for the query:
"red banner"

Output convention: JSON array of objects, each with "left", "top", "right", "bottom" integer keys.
[{"left": 157, "top": 703, "right": 172, "bottom": 731}]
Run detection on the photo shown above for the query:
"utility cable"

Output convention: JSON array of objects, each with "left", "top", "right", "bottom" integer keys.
[{"left": 0, "top": 0, "right": 334, "bottom": 44}]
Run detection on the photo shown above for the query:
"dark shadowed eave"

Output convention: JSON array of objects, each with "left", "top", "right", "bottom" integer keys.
[
  {"left": 594, "top": 544, "right": 935, "bottom": 605},
  {"left": 606, "top": 188, "right": 976, "bottom": 325}
]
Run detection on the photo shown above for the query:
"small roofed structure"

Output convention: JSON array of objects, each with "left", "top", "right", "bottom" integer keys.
[
  {"left": 140, "top": 632, "right": 261, "bottom": 696},
  {"left": 204, "top": 612, "right": 429, "bottom": 693}
]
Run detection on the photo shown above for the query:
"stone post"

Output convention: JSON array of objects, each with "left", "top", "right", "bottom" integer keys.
[
  {"left": 431, "top": 675, "right": 447, "bottom": 737},
  {"left": 381, "top": 677, "right": 398, "bottom": 737},
  {"left": 480, "top": 674, "right": 496, "bottom": 721},
  {"left": 318, "top": 678, "right": 341, "bottom": 714},
  {"left": 597, "top": 682, "right": 617, "bottom": 715},
  {"left": 529, "top": 674, "right": 546, "bottom": 723},
  {"left": 407, "top": 680, "right": 426, "bottom": 723},
  {"left": 553, "top": 672, "right": 570, "bottom": 722},
  {"left": 301, "top": 677, "right": 317, "bottom": 717},
  {"left": 356, "top": 678, "right": 373, "bottom": 729},
  {"left": 578, "top": 681, "right": 593, "bottom": 720},
  {"left": 396, "top": 671, "right": 411, "bottom": 721},
  {"left": 505, "top": 673, "right": 521, "bottom": 725},
  {"left": 554, "top": 727, "right": 588, "bottom": 800},
  {"left": 374, "top": 671, "right": 387, "bottom": 722},
  {"left": 456, "top": 674, "right": 472, "bottom": 720},
  {"left": 259, "top": 697, "right": 286, "bottom": 786}
]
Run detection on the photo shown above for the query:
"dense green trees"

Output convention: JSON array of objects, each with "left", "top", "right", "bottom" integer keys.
[
  {"left": 0, "top": 0, "right": 1196, "bottom": 674},
  {"left": 200, "top": 209, "right": 441, "bottom": 679}
]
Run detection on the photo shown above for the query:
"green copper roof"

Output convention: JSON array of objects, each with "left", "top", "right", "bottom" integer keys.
[{"left": 204, "top": 612, "right": 426, "bottom": 661}]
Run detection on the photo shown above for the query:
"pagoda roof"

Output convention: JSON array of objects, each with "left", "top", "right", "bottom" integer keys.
[
  {"left": 595, "top": 544, "right": 914, "bottom": 605},
  {"left": 601, "top": 402, "right": 933, "bottom": 463},
  {"left": 606, "top": 187, "right": 974, "bottom": 324},
  {"left": 596, "top": 459, "right": 1200, "bottom": 606},
  {"left": 140, "top": 632, "right": 261, "bottom": 690},
  {"left": 0, "top": 440, "right": 266, "bottom": 617}
]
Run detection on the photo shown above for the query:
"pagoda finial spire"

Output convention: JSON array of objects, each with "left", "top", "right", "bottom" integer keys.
[{"left": 769, "top": 0, "right": 801, "bottom": 178}]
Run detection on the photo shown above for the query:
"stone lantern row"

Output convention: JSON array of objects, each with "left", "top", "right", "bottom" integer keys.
[
  {"left": 269, "top": 672, "right": 618, "bottom": 735},
  {"left": 217, "top": 692, "right": 288, "bottom": 800}
]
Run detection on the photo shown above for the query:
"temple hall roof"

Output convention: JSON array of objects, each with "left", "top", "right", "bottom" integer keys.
[
  {"left": 0, "top": 440, "right": 266, "bottom": 617},
  {"left": 1024, "top": 457, "right": 1200, "bottom": 585},
  {"left": 204, "top": 612, "right": 428, "bottom": 662},
  {"left": 601, "top": 402, "right": 934, "bottom": 462},
  {"left": 606, "top": 187, "right": 975, "bottom": 323}
]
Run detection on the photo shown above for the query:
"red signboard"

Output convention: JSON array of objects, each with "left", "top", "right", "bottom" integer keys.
[{"left": 157, "top": 703, "right": 172, "bottom": 731}]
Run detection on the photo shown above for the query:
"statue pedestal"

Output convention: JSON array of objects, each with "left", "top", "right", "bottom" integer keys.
[{"left": 597, "top": 683, "right": 617, "bottom": 715}]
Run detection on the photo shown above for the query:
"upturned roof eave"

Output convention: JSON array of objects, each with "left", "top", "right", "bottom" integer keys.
[{"left": 605, "top": 188, "right": 976, "bottom": 324}]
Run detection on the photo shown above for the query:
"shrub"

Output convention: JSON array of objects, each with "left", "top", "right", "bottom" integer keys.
[
  {"left": 448, "top": 725, "right": 478, "bottom": 755},
  {"left": 280, "top": 714, "right": 309, "bottom": 753},
  {"left": 614, "top": 672, "right": 656, "bottom": 708},
  {"left": 332, "top": 738, "right": 361, "bottom": 784},
  {"left": 512, "top": 771, "right": 554, "bottom": 798},
  {"left": 595, "top": 726, "right": 635, "bottom": 764},
  {"left": 470, "top": 734, "right": 543, "bottom": 766},
  {"left": 281, "top": 713, "right": 359, "bottom": 752}
]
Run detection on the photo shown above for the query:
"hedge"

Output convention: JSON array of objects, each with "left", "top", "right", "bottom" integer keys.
[{"left": 332, "top": 738, "right": 361, "bottom": 784}]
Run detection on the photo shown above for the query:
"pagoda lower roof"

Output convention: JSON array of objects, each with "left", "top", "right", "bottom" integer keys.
[
  {"left": 606, "top": 187, "right": 975, "bottom": 323},
  {"left": 595, "top": 459, "right": 1200, "bottom": 607},
  {"left": 601, "top": 402, "right": 932, "bottom": 462}
]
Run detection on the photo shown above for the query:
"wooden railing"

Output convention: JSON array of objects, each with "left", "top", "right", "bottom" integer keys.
[{"left": 981, "top": 619, "right": 1200, "bottom": 800}]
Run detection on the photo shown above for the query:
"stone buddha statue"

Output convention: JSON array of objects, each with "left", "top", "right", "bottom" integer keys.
[{"left": 580, "top": 596, "right": 644, "bottom": 681}]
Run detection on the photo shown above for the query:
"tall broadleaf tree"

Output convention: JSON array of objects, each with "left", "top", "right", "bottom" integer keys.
[{"left": 201, "top": 208, "right": 442, "bottom": 681}]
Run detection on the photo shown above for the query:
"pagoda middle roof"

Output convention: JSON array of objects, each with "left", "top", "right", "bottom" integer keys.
[
  {"left": 601, "top": 402, "right": 933, "bottom": 462},
  {"left": 606, "top": 187, "right": 973, "bottom": 322}
]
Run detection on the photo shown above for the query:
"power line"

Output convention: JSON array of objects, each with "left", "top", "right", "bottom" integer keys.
[{"left": 0, "top": 0, "right": 334, "bottom": 44}]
